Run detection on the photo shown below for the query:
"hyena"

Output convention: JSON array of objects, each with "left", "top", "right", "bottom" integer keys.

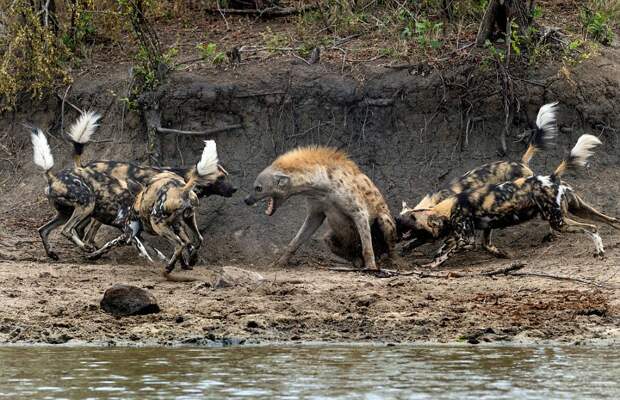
[
  {"left": 30, "top": 114, "right": 150, "bottom": 259},
  {"left": 409, "top": 134, "right": 606, "bottom": 268},
  {"left": 89, "top": 140, "right": 223, "bottom": 280},
  {"left": 244, "top": 146, "right": 396, "bottom": 272}
]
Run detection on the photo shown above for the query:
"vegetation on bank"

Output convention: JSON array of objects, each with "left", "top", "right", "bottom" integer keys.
[{"left": 0, "top": 0, "right": 618, "bottom": 111}]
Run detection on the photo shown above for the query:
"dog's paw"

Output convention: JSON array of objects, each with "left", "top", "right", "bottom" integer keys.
[
  {"left": 83, "top": 244, "right": 98, "bottom": 253},
  {"left": 593, "top": 250, "right": 605, "bottom": 259},
  {"left": 47, "top": 251, "right": 59, "bottom": 261}
]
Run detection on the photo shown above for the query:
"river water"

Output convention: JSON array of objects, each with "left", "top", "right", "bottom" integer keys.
[{"left": 0, "top": 344, "right": 618, "bottom": 399}]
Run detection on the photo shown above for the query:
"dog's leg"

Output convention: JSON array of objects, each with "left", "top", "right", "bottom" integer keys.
[
  {"left": 87, "top": 232, "right": 130, "bottom": 259},
  {"left": 482, "top": 229, "right": 510, "bottom": 258},
  {"left": 423, "top": 238, "right": 460, "bottom": 269},
  {"left": 60, "top": 204, "right": 96, "bottom": 252},
  {"left": 154, "top": 222, "right": 190, "bottom": 276},
  {"left": 132, "top": 237, "right": 154, "bottom": 262},
  {"left": 38, "top": 211, "right": 71, "bottom": 260},
  {"left": 138, "top": 236, "right": 167, "bottom": 261},
  {"left": 424, "top": 219, "right": 475, "bottom": 269},
  {"left": 554, "top": 217, "right": 605, "bottom": 257},
  {"left": 183, "top": 212, "right": 203, "bottom": 267},
  {"left": 566, "top": 192, "right": 620, "bottom": 230},
  {"left": 274, "top": 210, "right": 325, "bottom": 267},
  {"left": 82, "top": 219, "right": 102, "bottom": 246}
]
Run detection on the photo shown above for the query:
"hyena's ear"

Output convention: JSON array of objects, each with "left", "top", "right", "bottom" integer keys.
[{"left": 273, "top": 172, "right": 291, "bottom": 187}]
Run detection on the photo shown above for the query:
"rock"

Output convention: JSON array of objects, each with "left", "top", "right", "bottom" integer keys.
[
  {"left": 100, "top": 284, "right": 160, "bottom": 317},
  {"left": 46, "top": 333, "right": 73, "bottom": 344},
  {"left": 212, "top": 266, "right": 265, "bottom": 289}
]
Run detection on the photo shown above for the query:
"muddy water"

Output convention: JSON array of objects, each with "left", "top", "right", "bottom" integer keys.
[{"left": 0, "top": 344, "right": 618, "bottom": 399}]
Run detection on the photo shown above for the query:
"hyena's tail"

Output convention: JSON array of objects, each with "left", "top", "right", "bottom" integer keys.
[
  {"left": 521, "top": 102, "right": 559, "bottom": 165},
  {"left": 183, "top": 140, "right": 219, "bottom": 191},
  {"left": 553, "top": 134, "right": 602, "bottom": 178},
  {"left": 67, "top": 111, "right": 101, "bottom": 168},
  {"left": 30, "top": 127, "right": 54, "bottom": 178}
]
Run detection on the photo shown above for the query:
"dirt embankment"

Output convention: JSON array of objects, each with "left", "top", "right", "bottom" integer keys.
[{"left": 0, "top": 48, "right": 619, "bottom": 345}]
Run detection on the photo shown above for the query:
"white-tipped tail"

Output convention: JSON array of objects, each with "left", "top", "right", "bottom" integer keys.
[
  {"left": 535, "top": 102, "right": 559, "bottom": 139},
  {"left": 31, "top": 129, "right": 54, "bottom": 171},
  {"left": 196, "top": 140, "right": 219, "bottom": 176},
  {"left": 570, "top": 134, "right": 602, "bottom": 167},
  {"left": 68, "top": 111, "right": 101, "bottom": 144}
]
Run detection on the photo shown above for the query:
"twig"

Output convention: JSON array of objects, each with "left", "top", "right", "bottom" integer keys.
[
  {"left": 56, "top": 92, "right": 83, "bottom": 114},
  {"left": 510, "top": 272, "right": 615, "bottom": 289},
  {"left": 291, "top": 53, "right": 311, "bottom": 65},
  {"left": 209, "top": 5, "right": 318, "bottom": 17},
  {"left": 480, "top": 261, "right": 526, "bottom": 276},
  {"left": 60, "top": 85, "right": 71, "bottom": 135},
  {"left": 216, "top": 0, "right": 229, "bottom": 30},
  {"left": 234, "top": 91, "right": 285, "bottom": 98},
  {"left": 156, "top": 124, "right": 242, "bottom": 136}
]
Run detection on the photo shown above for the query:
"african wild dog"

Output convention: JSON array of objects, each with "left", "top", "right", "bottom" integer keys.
[
  {"left": 397, "top": 102, "right": 559, "bottom": 250},
  {"left": 31, "top": 113, "right": 152, "bottom": 260},
  {"left": 405, "top": 134, "right": 604, "bottom": 268},
  {"left": 397, "top": 103, "right": 620, "bottom": 251},
  {"left": 244, "top": 146, "right": 396, "bottom": 273},
  {"left": 77, "top": 161, "right": 236, "bottom": 251},
  {"left": 88, "top": 140, "right": 223, "bottom": 280}
]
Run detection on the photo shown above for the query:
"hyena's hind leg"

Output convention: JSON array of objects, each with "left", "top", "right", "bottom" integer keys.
[
  {"left": 38, "top": 208, "right": 72, "bottom": 260},
  {"left": 324, "top": 228, "right": 364, "bottom": 269}
]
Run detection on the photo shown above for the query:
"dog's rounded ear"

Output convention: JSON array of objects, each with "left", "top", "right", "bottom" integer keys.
[
  {"left": 427, "top": 214, "right": 444, "bottom": 230},
  {"left": 401, "top": 201, "right": 408, "bottom": 211}
]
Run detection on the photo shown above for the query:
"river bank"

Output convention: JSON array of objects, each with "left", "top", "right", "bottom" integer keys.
[{"left": 0, "top": 248, "right": 618, "bottom": 346}]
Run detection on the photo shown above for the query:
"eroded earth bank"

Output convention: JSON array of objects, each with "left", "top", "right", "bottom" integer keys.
[{"left": 0, "top": 48, "right": 619, "bottom": 345}]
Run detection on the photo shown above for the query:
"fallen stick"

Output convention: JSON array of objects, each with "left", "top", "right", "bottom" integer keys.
[
  {"left": 481, "top": 261, "right": 526, "bottom": 276},
  {"left": 156, "top": 124, "right": 242, "bottom": 136},
  {"left": 207, "top": 5, "right": 318, "bottom": 17},
  {"left": 509, "top": 272, "right": 615, "bottom": 289}
]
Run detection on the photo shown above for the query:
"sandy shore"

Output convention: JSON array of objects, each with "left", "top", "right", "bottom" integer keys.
[{"left": 1, "top": 241, "right": 618, "bottom": 346}]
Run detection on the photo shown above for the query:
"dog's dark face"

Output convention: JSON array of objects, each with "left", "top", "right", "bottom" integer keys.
[
  {"left": 195, "top": 166, "right": 237, "bottom": 198},
  {"left": 395, "top": 212, "right": 435, "bottom": 245},
  {"left": 195, "top": 176, "right": 237, "bottom": 198},
  {"left": 396, "top": 201, "right": 447, "bottom": 244}
]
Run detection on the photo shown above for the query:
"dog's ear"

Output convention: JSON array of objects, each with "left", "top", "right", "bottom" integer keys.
[{"left": 427, "top": 213, "right": 445, "bottom": 231}]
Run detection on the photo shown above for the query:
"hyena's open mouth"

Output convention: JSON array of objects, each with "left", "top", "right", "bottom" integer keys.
[{"left": 265, "top": 196, "right": 283, "bottom": 216}]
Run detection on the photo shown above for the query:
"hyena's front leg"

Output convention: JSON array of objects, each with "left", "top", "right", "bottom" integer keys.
[
  {"left": 274, "top": 210, "right": 325, "bottom": 267},
  {"left": 352, "top": 212, "right": 378, "bottom": 271}
]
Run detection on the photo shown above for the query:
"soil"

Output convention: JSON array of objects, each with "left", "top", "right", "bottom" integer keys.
[{"left": 0, "top": 35, "right": 619, "bottom": 345}]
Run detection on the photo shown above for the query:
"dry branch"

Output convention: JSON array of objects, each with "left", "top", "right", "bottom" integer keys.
[
  {"left": 208, "top": 5, "right": 317, "bottom": 17},
  {"left": 156, "top": 124, "right": 243, "bottom": 136}
]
